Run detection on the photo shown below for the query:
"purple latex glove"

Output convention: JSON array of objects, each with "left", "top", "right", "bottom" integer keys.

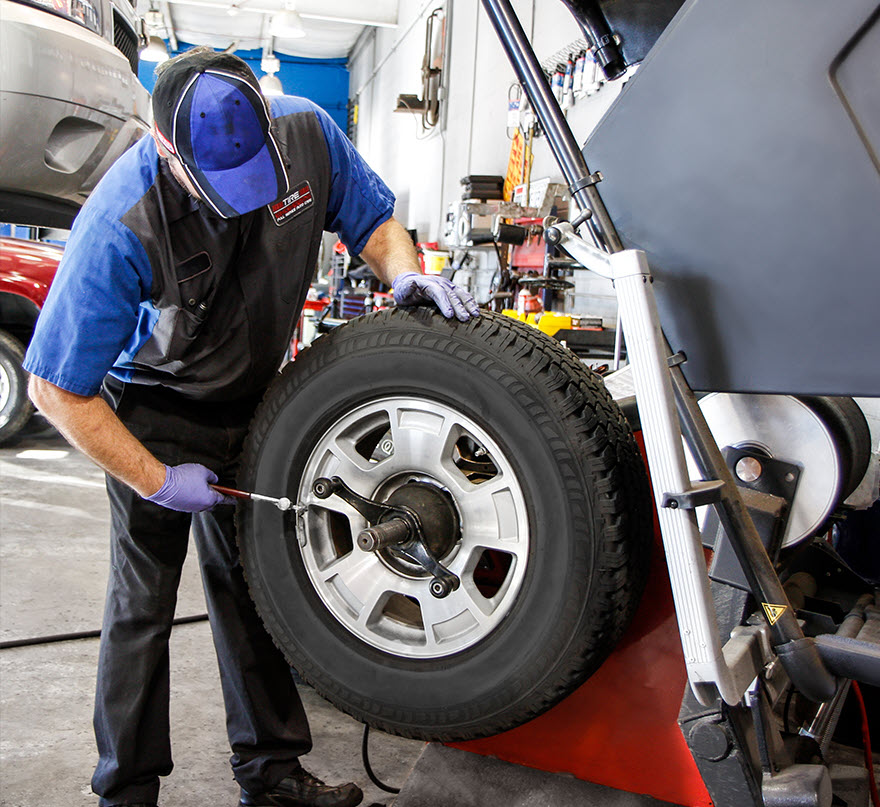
[
  {"left": 391, "top": 272, "right": 480, "bottom": 321},
  {"left": 145, "top": 463, "right": 232, "bottom": 512}
]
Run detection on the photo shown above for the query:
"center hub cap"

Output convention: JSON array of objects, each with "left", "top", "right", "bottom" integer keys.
[{"left": 382, "top": 482, "right": 460, "bottom": 574}]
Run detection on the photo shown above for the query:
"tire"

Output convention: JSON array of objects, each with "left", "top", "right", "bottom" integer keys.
[
  {"left": 0, "top": 329, "right": 33, "bottom": 446},
  {"left": 237, "top": 308, "right": 652, "bottom": 741}
]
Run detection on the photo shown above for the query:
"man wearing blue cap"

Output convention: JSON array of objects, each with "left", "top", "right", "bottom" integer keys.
[{"left": 24, "top": 46, "right": 478, "bottom": 807}]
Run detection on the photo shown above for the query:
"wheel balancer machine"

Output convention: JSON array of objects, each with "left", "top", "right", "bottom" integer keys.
[{"left": 437, "top": 2, "right": 880, "bottom": 806}]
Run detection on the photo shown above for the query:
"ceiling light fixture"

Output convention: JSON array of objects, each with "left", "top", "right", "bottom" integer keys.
[
  {"left": 259, "top": 51, "right": 283, "bottom": 96},
  {"left": 259, "top": 73, "right": 284, "bottom": 95},
  {"left": 269, "top": 2, "right": 305, "bottom": 39},
  {"left": 260, "top": 52, "right": 280, "bottom": 74},
  {"left": 145, "top": 8, "right": 164, "bottom": 28},
  {"left": 141, "top": 35, "right": 170, "bottom": 63}
]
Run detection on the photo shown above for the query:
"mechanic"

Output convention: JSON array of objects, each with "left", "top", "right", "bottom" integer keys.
[{"left": 24, "top": 46, "right": 478, "bottom": 807}]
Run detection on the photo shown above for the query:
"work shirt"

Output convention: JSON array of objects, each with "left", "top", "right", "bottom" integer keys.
[{"left": 24, "top": 96, "right": 394, "bottom": 402}]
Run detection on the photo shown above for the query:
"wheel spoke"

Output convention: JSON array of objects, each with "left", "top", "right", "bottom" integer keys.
[
  {"left": 453, "top": 473, "right": 509, "bottom": 507},
  {"left": 387, "top": 403, "right": 452, "bottom": 468},
  {"left": 455, "top": 477, "right": 526, "bottom": 545},
  {"left": 420, "top": 582, "right": 491, "bottom": 650},
  {"left": 300, "top": 499, "right": 365, "bottom": 538},
  {"left": 318, "top": 550, "right": 394, "bottom": 623},
  {"left": 309, "top": 438, "right": 378, "bottom": 497}
]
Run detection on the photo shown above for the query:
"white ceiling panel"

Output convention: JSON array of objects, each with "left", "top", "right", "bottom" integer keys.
[{"left": 141, "top": 0, "right": 397, "bottom": 59}]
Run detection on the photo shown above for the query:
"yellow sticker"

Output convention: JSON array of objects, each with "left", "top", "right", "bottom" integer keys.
[{"left": 762, "top": 603, "right": 788, "bottom": 625}]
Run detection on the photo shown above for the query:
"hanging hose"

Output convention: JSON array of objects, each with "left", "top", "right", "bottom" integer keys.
[
  {"left": 361, "top": 724, "right": 402, "bottom": 794},
  {"left": 852, "top": 681, "right": 880, "bottom": 807},
  {"left": 0, "top": 613, "right": 209, "bottom": 650}
]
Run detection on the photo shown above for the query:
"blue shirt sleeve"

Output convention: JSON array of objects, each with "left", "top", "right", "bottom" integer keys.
[
  {"left": 271, "top": 98, "right": 396, "bottom": 255},
  {"left": 313, "top": 106, "right": 396, "bottom": 254},
  {"left": 23, "top": 204, "right": 151, "bottom": 396}
]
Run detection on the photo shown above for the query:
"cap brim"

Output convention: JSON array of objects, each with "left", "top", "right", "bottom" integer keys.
[{"left": 188, "top": 134, "right": 288, "bottom": 217}]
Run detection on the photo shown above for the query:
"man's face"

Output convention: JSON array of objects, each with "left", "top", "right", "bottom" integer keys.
[{"left": 152, "top": 129, "right": 202, "bottom": 201}]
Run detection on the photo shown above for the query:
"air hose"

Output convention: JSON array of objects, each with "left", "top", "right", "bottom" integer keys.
[
  {"left": 361, "top": 724, "right": 402, "bottom": 794},
  {"left": 0, "top": 613, "right": 209, "bottom": 650}
]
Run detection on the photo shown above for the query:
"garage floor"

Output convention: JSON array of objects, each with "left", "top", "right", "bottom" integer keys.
[{"left": 0, "top": 418, "right": 424, "bottom": 807}]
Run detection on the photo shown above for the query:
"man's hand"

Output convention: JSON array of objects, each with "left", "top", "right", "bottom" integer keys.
[
  {"left": 146, "top": 463, "right": 234, "bottom": 512},
  {"left": 392, "top": 272, "right": 480, "bottom": 321},
  {"left": 360, "top": 218, "right": 480, "bottom": 321}
]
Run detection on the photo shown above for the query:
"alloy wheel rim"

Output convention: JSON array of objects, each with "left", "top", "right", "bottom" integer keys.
[
  {"left": 296, "top": 396, "right": 530, "bottom": 658},
  {"left": 0, "top": 362, "right": 12, "bottom": 428}
]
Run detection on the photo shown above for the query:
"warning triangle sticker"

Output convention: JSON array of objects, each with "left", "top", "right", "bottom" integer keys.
[{"left": 762, "top": 603, "right": 788, "bottom": 625}]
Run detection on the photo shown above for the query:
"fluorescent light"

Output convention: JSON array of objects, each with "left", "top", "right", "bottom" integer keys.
[
  {"left": 270, "top": 9, "right": 305, "bottom": 38},
  {"left": 141, "top": 35, "right": 170, "bottom": 63},
  {"left": 259, "top": 73, "right": 284, "bottom": 95}
]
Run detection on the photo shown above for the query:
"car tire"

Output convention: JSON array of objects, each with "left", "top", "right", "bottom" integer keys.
[
  {"left": 0, "top": 329, "right": 33, "bottom": 446},
  {"left": 236, "top": 308, "right": 652, "bottom": 741}
]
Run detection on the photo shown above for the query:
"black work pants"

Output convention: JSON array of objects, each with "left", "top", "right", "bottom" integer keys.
[{"left": 92, "top": 379, "right": 311, "bottom": 807}]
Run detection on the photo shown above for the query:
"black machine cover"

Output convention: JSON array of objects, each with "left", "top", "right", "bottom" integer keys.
[
  {"left": 560, "top": 0, "right": 686, "bottom": 78},
  {"left": 583, "top": 0, "right": 880, "bottom": 396}
]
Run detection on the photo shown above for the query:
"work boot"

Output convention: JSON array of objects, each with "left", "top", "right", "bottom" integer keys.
[{"left": 239, "top": 765, "right": 363, "bottom": 807}]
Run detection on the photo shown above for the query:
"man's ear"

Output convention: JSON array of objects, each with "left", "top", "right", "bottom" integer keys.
[{"left": 151, "top": 127, "right": 169, "bottom": 159}]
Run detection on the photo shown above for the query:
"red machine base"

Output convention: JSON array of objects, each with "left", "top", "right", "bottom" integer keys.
[{"left": 450, "top": 518, "right": 713, "bottom": 807}]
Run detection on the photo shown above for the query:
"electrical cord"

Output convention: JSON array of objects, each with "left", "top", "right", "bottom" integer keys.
[
  {"left": 852, "top": 681, "right": 880, "bottom": 807},
  {"left": 0, "top": 614, "right": 209, "bottom": 650},
  {"left": 361, "top": 724, "right": 402, "bottom": 794}
]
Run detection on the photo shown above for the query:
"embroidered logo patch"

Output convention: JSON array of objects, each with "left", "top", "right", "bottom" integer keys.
[{"left": 269, "top": 181, "right": 314, "bottom": 226}]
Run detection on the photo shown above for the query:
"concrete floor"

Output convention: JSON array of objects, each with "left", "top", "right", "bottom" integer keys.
[{"left": 0, "top": 417, "right": 424, "bottom": 807}]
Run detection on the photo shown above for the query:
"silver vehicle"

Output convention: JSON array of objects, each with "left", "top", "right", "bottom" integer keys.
[{"left": 0, "top": 0, "right": 151, "bottom": 228}]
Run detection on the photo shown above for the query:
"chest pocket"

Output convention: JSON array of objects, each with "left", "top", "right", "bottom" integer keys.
[
  {"left": 265, "top": 202, "right": 319, "bottom": 304},
  {"left": 165, "top": 251, "right": 218, "bottom": 361},
  {"left": 176, "top": 251, "right": 214, "bottom": 313}
]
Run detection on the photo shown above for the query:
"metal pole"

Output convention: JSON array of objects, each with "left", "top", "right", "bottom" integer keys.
[{"left": 480, "top": 0, "right": 623, "bottom": 253}]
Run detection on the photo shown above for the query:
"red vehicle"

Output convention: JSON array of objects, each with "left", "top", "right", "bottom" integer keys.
[{"left": 0, "top": 237, "right": 61, "bottom": 443}]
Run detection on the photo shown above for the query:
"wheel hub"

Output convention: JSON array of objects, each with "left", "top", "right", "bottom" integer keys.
[
  {"left": 313, "top": 475, "right": 462, "bottom": 597},
  {"left": 384, "top": 482, "right": 460, "bottom": 563}
]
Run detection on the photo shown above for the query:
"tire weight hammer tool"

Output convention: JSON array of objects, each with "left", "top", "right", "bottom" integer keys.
[{"left": 210, "top": 485, "right": 306, "bottom": 514}]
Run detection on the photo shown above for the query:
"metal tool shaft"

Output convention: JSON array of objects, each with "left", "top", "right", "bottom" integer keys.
[{"left": 211, "top": 485, "right": 295, "bottom": 512}]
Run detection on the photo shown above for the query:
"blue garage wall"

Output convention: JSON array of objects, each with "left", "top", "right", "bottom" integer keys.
[{"left": 138, "top": 42, "right": 349, "bottom": 131}]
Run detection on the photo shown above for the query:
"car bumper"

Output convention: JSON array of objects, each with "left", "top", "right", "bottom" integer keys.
[{"left": 0, "top": 0, "right": 150, "bottom": 226}]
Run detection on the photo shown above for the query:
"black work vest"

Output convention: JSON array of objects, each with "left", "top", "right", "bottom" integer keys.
[{"left": 119, "top": 108, "right": 330, "bottom": 401}]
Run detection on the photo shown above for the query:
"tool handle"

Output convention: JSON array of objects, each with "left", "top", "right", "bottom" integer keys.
[{"left": 210, "top": 484, "right": 251, "bottom": 500}]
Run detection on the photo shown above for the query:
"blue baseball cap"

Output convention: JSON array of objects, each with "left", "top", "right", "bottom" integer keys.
[{"left": 152, "top": 50, "right": 288, "bottom": 218}]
